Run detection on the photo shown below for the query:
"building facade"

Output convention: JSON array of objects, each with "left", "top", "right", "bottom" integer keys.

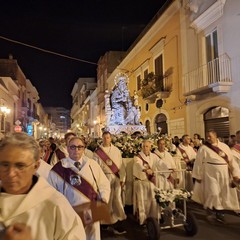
[
  {"left": 0, "top": 57, "right": 46, "bottom": 138},
  {"left": 45, "top": 107, "right": 71, "bottom": 138},
  {"left": 106, "top": 0, "right": 186, "bottom": 137},
  {"left": 70, "top": 78, "right": 97, "bottom": 136},
  {"left": 182, "top": 0, "right": 240, "bottom": 140}
]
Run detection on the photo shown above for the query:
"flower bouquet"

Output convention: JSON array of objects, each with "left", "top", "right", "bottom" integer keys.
[
  {"left": 154, "top": 188, "right": 191, "bottom": 208},
  {"left": 154, "top": 188, "right": 191, "bottom": 226}
]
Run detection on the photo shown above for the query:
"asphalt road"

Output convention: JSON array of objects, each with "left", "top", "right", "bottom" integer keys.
[{"left": 101, "top": 201, "right": 240, "bottom": 240}]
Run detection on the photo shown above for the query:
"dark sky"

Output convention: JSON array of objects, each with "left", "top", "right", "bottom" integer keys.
[{"left": 0, "top": 0, "right": 168, "bottom": 109}]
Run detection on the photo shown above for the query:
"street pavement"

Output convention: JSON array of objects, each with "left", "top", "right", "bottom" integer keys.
[{"left": 101, "top": 201, "right": 240, "bottom": 240}]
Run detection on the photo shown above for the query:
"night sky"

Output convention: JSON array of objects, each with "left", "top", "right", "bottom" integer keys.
[{"left": 0, "top": 0, "right": 168, "bottom": 109}]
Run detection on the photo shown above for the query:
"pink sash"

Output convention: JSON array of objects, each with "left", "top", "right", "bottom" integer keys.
[
  {"left": 177, "top": 146, "right": 190, "bottom": 162},
  {"left": 55, "top": 148, "right": 66, "bottom": 161},
  {"left": 232, "top": 144, "right": 240, "bottom": 154},
  {"left": 205, "top": 142, "right": 240, "bottom": 189},
  {"left": 204, "top": 142, "right": 229, "bottom": 163},
  {"left": 137, "top": 154, "right": 156, "bottom": 185},
  {"left": 153, "top": 150, "right": 162, "bottom": 159},
  {"left": 95, "top": 147, "right": 120, "bottom": 178},
  {"left": 52, "top": 162, "right": 98, "bottom": 201}
]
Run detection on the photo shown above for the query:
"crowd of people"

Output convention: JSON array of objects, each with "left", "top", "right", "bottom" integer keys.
[{"left": 1, "top": 129, "right": 240, "bottom": 239}]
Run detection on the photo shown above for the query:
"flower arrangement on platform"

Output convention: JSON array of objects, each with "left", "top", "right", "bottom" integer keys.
[
  {"left": 155, "top": 188, "right": 191, "bottom": 208},
  {"left": 87, "top": 137, "right": 102, "bottom": 152},
  {"left": 86, "top": 133, "right": 175, "bottom": 158},
  {"left": 111, "top": 134, "right": 143, "bottom": 158}
]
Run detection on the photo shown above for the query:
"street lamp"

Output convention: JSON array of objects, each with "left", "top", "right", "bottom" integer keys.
[{"left": 0, "top": 106, "right": 11, "bottom": 135}]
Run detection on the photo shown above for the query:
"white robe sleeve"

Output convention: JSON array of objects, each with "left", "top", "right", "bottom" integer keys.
[{"left": 133, "top": 156, "right": 147, "bottom": 181}]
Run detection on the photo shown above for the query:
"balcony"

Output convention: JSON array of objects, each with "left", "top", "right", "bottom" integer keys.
[
  {"left": 141, "top": 70, "right": 173, "bottom": 104},
  {"left": 71, "top": 102, "right": 80, "bottom": 118},
  {"left": 183, "top": 54, "right": 233, "bottom": 96}
]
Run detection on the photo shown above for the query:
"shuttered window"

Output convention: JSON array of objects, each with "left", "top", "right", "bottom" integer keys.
[{"left": 204, "top": 106, "right": 229, "bottom": 139}]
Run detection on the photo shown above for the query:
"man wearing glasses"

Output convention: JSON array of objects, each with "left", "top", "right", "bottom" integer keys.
[
  {"left": 48, "top": 136, "right": 110, "bottom": 240},
  {"left": 0, "top": 132, "right": 86, "bottom": 240}
]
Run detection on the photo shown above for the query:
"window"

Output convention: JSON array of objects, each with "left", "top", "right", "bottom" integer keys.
[
  {"left": 154, "top": 54, "right": 164, "bottom": 90},
  {"left": 206, "top": 29, "right": 218, "bottom": 62},
  {"left": 137, "top": 75, "right": 141, "bottom": 91},
  {"left": 145, "top": 120, "right": 151, "bottom": 134},
  {"left": 143, "top": 69, "right": 148, "bottom": 79},
  {"left": 145, "top": 103, "right": 149, "bottom": 111},
  {"left": 206, "top": 29, "right": 219, "bottom": 82},
  {"left": 155, "top": 113, "right": 168, "bottom": 134},
  {"left": 204, "top": 106, "right": 229, "bottom": 141}
]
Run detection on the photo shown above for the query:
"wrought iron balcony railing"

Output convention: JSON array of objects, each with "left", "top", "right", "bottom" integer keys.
[{"left": 183, "top": 53, "right": 233, "bottom": 96}]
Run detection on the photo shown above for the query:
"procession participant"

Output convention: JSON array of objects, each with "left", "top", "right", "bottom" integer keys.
[
  {"left": 228, "top": 134, "right": 237, "bottom": 148},
  {"left": 0, "top": 132, "right": 86, "bottom": 240},
  {"left": 192, "top": 133, "right": 202, "bottom": 151},
  {"left": 154, "top": 138, "right": 179, "bottom": 188},
  {"left": 81, "top": 136, "right": 94, "bottom": 159},
  {"left": 176, "top": 134, "right": 197, "bottom": 191},
  {"left": 94, "top": 131, "right": 127, "bottom": 235},
  {"left": 231, "top": 130, "right": 240, "bottom": 213},
  {"left": 133, "top": 139, "right": 171, "bottom": 225},
  {"left": 48, "top": 136, "right": 110, "bottom": 240},
  {"left": 37, "top": 140, "right": 52, "bottom": 179},
  {"left": 50, "top": 132, "right": 76, "bottom": 165},
  {"left": 172, "top": 136, "right": 180, "bottom": 148},
  {"left": 38, "top": 139, "right": 51, "bottom": 162},
  {"left": 176, "top": 134, "right": 197, "bottom": 170},
  {"left": 154, "top": 139, "right": 177, "bottom": 170},
  {"left": 231, "top": 130, "right": 240, "bottom": 168},
  {"left": 192, "top": 129, "right": 240, "bottom": 223}
]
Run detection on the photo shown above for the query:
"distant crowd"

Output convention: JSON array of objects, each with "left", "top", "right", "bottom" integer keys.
[{"left": 1, "top": 129, "right": 240, "bottom": 240}]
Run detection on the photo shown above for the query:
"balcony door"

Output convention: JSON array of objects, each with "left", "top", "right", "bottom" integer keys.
[
  {"left": 145, "top": 120, "right": 151, "bottom": 134},
  {"left": 205, "top": 29, "right": 219, "bottom": 84},
  {"left": 155, "top": 113, "right": 168, "bottom": 135},
  {"left": 154, "top": 54, "right": 164, "bottom": 90}
]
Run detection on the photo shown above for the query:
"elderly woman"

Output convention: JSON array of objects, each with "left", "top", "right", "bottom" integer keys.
[{"left": 0, "top": 132, "right": 86, "bottom": 240}]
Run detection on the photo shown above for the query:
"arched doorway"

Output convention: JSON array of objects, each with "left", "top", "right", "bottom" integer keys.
[
  {"left": 155, "top": 113, "right": 168, "bottom": 135},
  {"left": 204, "top": 106, "right": 229, "bottom": 141},
  {"left": 145, "top": 120, "right": 151, "bottom": 134}
]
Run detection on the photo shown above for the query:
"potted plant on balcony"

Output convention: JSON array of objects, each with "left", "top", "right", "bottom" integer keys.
[{"left": 141, "top": 68, "right": 173, "bottom": 102}]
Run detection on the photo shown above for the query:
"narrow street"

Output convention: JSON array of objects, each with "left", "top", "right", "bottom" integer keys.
[{"left": 101, "top": 201, "right": 240, "bottom": 240}]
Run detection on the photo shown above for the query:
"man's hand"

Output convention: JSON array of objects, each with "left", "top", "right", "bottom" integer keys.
[
  {"left": 195, "top": 178, "right": 201, "bottom": 183},
  {"left": 145, "top": 169, "right": 154, "bottom": 176},
  {"left": 3, "top": 223, "right": 32, "bottom": 240},
  {"left": 233, "top": 177, "right": 240, "bottom": 184}
]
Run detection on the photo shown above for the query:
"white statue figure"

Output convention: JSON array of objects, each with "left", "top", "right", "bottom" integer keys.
[
  {"left": 110, "top": 77, "right": 130, "bottom": 125},
  {"left": 106, "top": 73, "right": 142, "bottom": 127},
  {"left": 105, "top": 90, "right": 112, "bottom": 126},
  {"left": 133, "top": 90, "right": 139, "bottom": 107},
  {"left": 125, "top": 100, "right": 140, "bottom": 125}
]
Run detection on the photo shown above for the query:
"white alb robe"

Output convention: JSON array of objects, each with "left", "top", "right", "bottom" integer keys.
[
  {"left": 154, "top": 149, "right": 177, "bottom": 170},
  {"left": 232, "top": 145, "right": 240, "bottom": 169},
  {"left": 48, "top": 156, "right": 110, "bottom": 240},
  {"left": 94, "top": 144, "right": 127, "bottom": 224},
  {"left": 36, "top": 159, "right": 52, "bottom": 180},
  {"left": 192, "top": 141, "right": 240, "bottom": 211},
  {"left": 133, "top": 152, "right": 171, "bottom": 225},
  {"left": 0, "top": 177, "right": 86, "bottom": 240}
]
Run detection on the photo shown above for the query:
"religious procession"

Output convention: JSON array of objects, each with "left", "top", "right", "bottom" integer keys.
[{"left": 1, "top": 73, "right": 240, "bottom": 240}]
